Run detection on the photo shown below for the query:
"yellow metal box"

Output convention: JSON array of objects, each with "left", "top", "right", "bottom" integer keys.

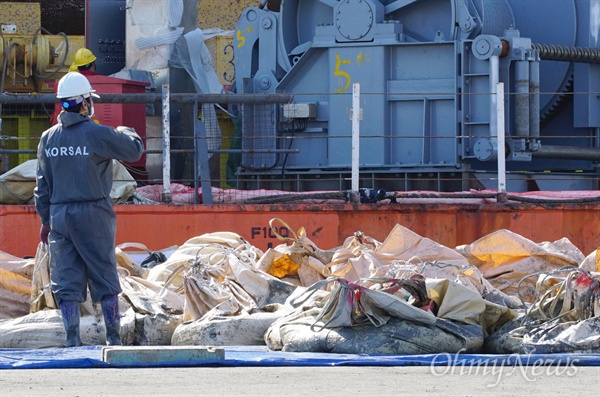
[
  {"left": 197, "top": 0, "right": 256, "bottom": 31},
  {"left": 204, "top": 34, "right": 234, "bottom": 90},
  {"left": 0, "top": 2, "right": 41, "bottom": 35},
  {"left": 1, "top": 113, "right": 50, "bottom": 169}
]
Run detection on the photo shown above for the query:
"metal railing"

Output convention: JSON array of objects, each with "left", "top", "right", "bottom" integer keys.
[
  {"left": 0, "top": 90, "right": 294, "bottom": 204},
  {"left": 1, "top": 88, "right": 599, "bottom": 205}
]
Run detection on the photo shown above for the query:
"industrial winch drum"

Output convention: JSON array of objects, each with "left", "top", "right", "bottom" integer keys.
[
  {"left": 234, "top": 0, "right": 600, "bottom": 191},
  {"left": 277, "top": 0, "right": 577, "bottom": 115}
]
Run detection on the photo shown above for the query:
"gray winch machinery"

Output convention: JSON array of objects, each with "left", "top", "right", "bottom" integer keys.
[{"left": 233, "top": 0, "right": 600, "bottom": 191}]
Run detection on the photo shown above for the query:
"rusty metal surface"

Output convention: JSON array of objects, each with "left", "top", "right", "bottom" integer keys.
[{"left": 2, "top": 203, "right": 599, "bottom": 258}]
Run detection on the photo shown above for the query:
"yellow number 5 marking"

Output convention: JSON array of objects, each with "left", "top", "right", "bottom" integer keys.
[
  {"left": 237, "top": 27, "right": 254, "bottom": 49},
  {"left": 334, "top": 54, "right": 351, "bottom": 93},
  {"left": 236, "top": 30, "right": 246, "bottom": 48}
]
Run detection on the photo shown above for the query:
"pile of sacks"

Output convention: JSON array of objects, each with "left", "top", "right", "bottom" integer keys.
[{"left": 0, "top": 218, "right": 598, "bottom": 354}]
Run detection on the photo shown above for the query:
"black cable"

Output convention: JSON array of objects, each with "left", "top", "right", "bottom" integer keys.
[
  {"left": 279, "top": 119, "right": 307, "bottom": 188},
  {"left": 242, "top": 190, "right": 600, "bottom": 205}
]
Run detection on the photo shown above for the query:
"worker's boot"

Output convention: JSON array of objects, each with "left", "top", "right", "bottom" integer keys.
[
  {"left": 101, "top": 294, "right": 122, "bottom": 346},
  {"left": 59, "top": 301, "right": 82, "bottom": 347}
]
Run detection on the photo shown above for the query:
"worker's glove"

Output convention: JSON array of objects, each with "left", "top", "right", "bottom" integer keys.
[
  {"left": 116, "top": 126, "right": 136, "bottom": 134},
  {"left": 40, "top": 224, "right": 51, "bottom": 245}
]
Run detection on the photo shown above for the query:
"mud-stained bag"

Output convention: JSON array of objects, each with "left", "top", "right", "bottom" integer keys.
[
  {"left": 266, "top": 277, "right": 488, "bottom": 354},
  {"left": 456, "top": 230, "right": 585, "bottom": 303},
  {"left": 172, "top": 304, "right": 290, "bottom": 346},
  {"left": 30, "top": 243, "right": 56, "bottom": 313},
  {"left": 325, "top": 225, "right": 470, "bottom": 285},
  {"left": 325, "top": 231, "right": 382, "bottom": 281},
  {"left": 183, "top": 232, "right": 256, "bottom": 250},
  {"left": 146, "top": 232, "right": 262, "bottom": 289},
  {"left": 266, "top": 313, "right": 484, "bottom": 354},
  {"left": 0, "top": 309, "right": 136, "bottom": 348},
  {"left": 115, "top": 242, "right": 152, "bottom": 278},
  {"left": 257, "top": 218, "right": 329, "bottom": 287},
  {"left": 371, "top": 258, "right": 523, "bottom": 309},
  {"left": 183, "top": 263, "right": 254, "bottom": 322},
  {"left": 0, "top": 250, "right": 34, "bottom": 320},
  {"left": 182, "top": 247, "right": 296, "bottom": 322},
  {"left": 580, "top": 248, "right": 600, "bottom": 273},
  {"left": 131, "top": 309, "right": 183, "bottom": 346},
  {"left": 269, "top": 218, "right": 335, "bottom": 266},
  {"left": 294, "top": 278, "right": 362, "bottom": 329},
  {"left": 116, "top": 275, "right": 184, "bottom": 346},
  {"left": 288, "top": 277, "right": 439, "bottom": 331},
  {"left": 0, "top": 160, "right": 36, "bottom": 204},
  {"left": 120, "top": 275, "right": 184, "bottom": 316},
  {"left": 485, "top": 268, "right": 600, "bottom": 354}
]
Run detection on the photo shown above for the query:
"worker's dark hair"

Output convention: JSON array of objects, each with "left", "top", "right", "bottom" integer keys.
[
  {"left": 63, "top": 102, "right": 83, "bottom": 113},
  {"left": 78, "top": 62, "right": 95, "bottom": 71},
  {"left": 62, "top": 97, "right": 91, "bottom": 113}
]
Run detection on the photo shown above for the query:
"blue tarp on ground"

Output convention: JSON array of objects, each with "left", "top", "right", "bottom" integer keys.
[{"left": 1, "top": 346, "right": 599, "bottom": 369}]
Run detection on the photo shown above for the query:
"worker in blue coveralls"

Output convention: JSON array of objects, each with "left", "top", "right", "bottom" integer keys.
[{"left": 34, "top": 72, "right": 144, "bottom": 347}]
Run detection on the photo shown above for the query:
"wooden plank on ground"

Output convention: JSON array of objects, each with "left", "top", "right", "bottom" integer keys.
[{"left": 101, "top": 345, "right": 225, "bottom": 365}]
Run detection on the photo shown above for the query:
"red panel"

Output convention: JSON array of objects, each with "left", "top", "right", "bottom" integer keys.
[
  {"left": 86, "top": 75, "right": 149, "bottom": 171},
  {"left": 2, "top": 204, "right": 599, "bottom": 259}
]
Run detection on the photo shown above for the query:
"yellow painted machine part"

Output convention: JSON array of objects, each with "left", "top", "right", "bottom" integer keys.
[
  {"left": 0, "top": 34, "right": 85, "bottom": 93},
  {"left": 47, "top": 35, "right": 85, "bottom": 73},
  {"left": 197, "top": 0, "right": 257, "bottom": 31},
  {"left": 204, "top": 35, "right": 235, "bottom": 89},
  {"left": 1, "top": 113, "right": 50, "bottom": 169},
  {"left": 0, "top": 2, "right": 41, "bottom": 35}
]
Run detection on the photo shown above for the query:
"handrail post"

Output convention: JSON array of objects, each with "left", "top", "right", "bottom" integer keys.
[
  {"left": 496, "top": 82, "right": 507, "bottom": 203},
  {"left": 351, "top": 82, "right": 361, "bottom": 202},
  {"left": 194, "top": 102, "right": 213, "bottom": 204},
  {"left": 161, "top": 84, "right": 172, "bottom": 204}
]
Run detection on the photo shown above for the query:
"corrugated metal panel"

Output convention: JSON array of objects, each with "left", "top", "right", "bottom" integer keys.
[{"left": 2, "top": 203, "right": 599, "bottom": 258}]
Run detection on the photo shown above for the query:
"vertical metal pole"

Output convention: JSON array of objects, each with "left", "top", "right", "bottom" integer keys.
[
  {"left": 193, "top": 101, "right": 199, "bottom": 204},
  {"left": 161, "top": 84, "right": 172, "bottom": 204},
  {"left": 489, "top": 55, "right": 499, "bottom": 139},
  {"left": 497, "top": 82, "right": 507, "bottom": 201},
  {"left": 351, "top": 83, "right": 361, "bottom": 199},
  {"left": 195, "top": 104, "right": 213, "bottom": 205},
  {"left": 0, "top": 118, "right": 7, "bottom": 173}
]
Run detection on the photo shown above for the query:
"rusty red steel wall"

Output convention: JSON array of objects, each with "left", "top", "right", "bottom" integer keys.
[{"left": 1, "top": 203, "right": 599, "bottom": 258}]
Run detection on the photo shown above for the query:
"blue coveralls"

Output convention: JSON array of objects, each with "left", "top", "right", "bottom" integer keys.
[{"left": 34, "top": 111, "right": 144, "bottom": 304}]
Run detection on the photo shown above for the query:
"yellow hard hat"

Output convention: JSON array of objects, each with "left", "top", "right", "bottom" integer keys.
[{"left": 71, "top": 48, "right": 97, "bottom": 69}]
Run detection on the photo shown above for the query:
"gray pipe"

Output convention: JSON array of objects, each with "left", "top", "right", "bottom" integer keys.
[
  {"left": 489, "top": 55, "right": 499, "bottom": 138},
  {"left": 514, "top": 60, "right": 529, "bottom": 138},
  {"left": 533, "top": 145, "right": 600, "bottom": 161},
  {"left": 0, "top": 93, "right": 294, "bottom": 105},
  {"left": 529, "top": 59, "right": 540, "bottom": 140}
]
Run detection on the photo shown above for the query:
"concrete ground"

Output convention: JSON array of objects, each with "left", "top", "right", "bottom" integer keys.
[{"left": 1, "top": 366, "right": 598, "bottom": 396}]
